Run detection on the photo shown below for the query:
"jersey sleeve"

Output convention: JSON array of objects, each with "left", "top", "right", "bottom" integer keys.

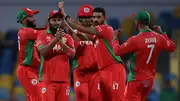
[
  {"left": 112, "top": 36, "right": 136, "bottom": 56},
  {"left": 91, "top": 25, "right": 113, "bottom": 39},
  {"left": 64, "top": 34, "right": 75, "bottom": 57},
  {"left": 24, "top": 28, "right": 39, "bottom": 40},
  {"left": 160, "top": 34, "right": 176, "bottom": 52},
  {"left": 35, "top": 33, "right": 47, "bottom": 51}
]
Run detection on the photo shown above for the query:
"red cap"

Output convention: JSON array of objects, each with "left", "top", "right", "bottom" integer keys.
[
  {"left": 17, "top": 8, "right": 39, "bottom": 22},
  {"left": 78, "top": 5, "right": 94, "bottom": 17},
  {"left": 22, "top": 8, "right": 39, "bottom": 16},
  {"left": 48, "top": 10, "right": 63, "bottom": 19}
]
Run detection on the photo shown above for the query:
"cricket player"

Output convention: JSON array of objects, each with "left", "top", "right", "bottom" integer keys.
[
  {"left": 66, "top": 5, "right": 101, "bottom": 101},
  {"left": 58, "top": 2, "right": 126, "bottom": 101},
  {"left": 36, "top": 10, "right": 75, "bottom": 101},
  {"left": 16, "top": 8, "right": 41, "bottom": 101},
  {"left": 112, "top": 11, "right": 176, "bottom": 101}
]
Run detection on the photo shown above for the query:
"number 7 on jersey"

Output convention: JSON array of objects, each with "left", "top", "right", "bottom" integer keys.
[{"left": 146, "top": 44, "right": 155, "bottom": 64}]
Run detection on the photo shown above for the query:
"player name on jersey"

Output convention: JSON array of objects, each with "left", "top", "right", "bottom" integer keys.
[{"left": 145, "top": 38, "right": 157, "bottom": 43}]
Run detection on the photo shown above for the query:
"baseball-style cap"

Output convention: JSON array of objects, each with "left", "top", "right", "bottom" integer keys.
[
  {"left": 132, "top": 11, "right": 150, "bottom": 25},
  {"left": 48, "top": 10, "right": 64, "bottom": 19},
  {"left": 78, "top": 5, "right": 94, "bottom": 17},
  {"left": 17, "top": 8, "right": 39, "bottom": 22}
]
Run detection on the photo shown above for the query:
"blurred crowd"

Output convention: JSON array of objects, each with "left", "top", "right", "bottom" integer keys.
[{"left": 0, "top": 7, "right": 180, "bottom": 101}]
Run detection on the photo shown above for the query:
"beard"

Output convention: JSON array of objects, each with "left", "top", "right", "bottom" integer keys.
[
  {"left": 49, "top": 24, "right": 57, "bottom": 35},
  {"left": 26, "top": 20, "right": 36, "bottom": 28},
  {"left": 93, "top": 21, "right": 99, "bottom": 26},
  {"left": 93, "top": 20, "right": 104, "bottom": 26}
]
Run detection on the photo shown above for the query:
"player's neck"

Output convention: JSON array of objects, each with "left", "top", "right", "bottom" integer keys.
[{"left": 138, "top": 26, "right": 151, "bottom": 32}]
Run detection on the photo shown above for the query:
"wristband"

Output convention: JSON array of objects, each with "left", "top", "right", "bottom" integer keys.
[{"left": 65, "top": 15, "right": 70, "bottom": 20}]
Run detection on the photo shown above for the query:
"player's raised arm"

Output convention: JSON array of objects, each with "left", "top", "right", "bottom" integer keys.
[
  {"left": 112, "top": 35, "right": 136, "bottom": 56},
  {"left": 153, "top": 25, "right": 176, "bottom": 52},
  {"left": 58, "top": 1, "right": 95, "bottom": 35},
  {"left": 160, "top": 33, "right": 176, "bottom": 52}
]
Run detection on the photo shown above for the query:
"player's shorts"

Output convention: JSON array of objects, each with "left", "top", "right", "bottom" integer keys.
[
  {"left": 73, "top": 68, "right": 101, "bottom": 101},
  {"left": 124, "top": 78, "right": 154, "bottom": 101},
  {"left": 40, "top": 81, "right": 70, "bottom": 101},
  {"left": 100, "top": 63, "right": 126, "bottom": 101},
  {"left": 16, "top": 65, "right": 41, "bottom": 101}
]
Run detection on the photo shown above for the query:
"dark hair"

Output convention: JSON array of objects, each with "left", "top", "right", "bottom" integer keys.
[{"left": 93, "top": 7, "right": 106, "bottom": 16}]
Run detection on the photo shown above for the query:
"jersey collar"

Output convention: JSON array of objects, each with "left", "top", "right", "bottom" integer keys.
[
  {"left": 20, "top": 24, "right": 26, "bottom": 28},
  {"left": 139, "top": 29, "right": 152, "bottom": 32},
  {"left": 46, "top": 29, "right": 51, "bottom": 34}
]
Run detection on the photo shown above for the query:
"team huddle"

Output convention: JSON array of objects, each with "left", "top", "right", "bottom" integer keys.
[{"left": 16, "top": 1, "right": 176, "bottom": 101}]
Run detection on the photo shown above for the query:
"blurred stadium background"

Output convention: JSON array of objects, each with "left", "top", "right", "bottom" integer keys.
[{"left": 0, "top": 0, "right": 179, "bottom": 101}]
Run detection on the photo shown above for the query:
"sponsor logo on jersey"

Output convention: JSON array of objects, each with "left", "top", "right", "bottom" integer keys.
[
  {"left": 31, "top": 79, "right": 38, "bottom": 85},
  {"left": 75, "top": 81, "right": 80, "bottom": 87},
  {"left": 42, "top": 87, "right": 47, "bottom": 94},
  {"left": 46, "top": 36, "right": 52, "bottom": 42}
]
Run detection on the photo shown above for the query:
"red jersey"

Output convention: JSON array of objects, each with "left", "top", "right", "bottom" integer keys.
[
  {"left": 90, "top": 24, "right": 123, "bottom": 69},
  {"left": 18, "top": 27, "right": 40, "bottom": 70},
  {"left": 36, "top": 29, "right": 75, "bottom": 82},
  {"left": 73, "top": 34, "right": 97, "bottom": 71},
  {"left": 112, "top": 29, "right": 176, "bottom": 82}
]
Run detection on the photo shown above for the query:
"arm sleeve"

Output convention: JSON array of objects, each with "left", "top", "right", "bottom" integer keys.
[
  {"left": 36, "top": 34, "right": 47, "bottom": 51},
  {"left": 91, "top": 25, "right": 113, "bottom": 39},
  {"left": 65, "top": 34, "right": 75, "bottom": 57},
  {"left": 24, "top": 29, "right": 39, "bottom": 40},
  {"left": 160, "top": 34, "right": 176, "bottom": 52},
  {"left": 112, "top": 37, "right": 136, "bottom": 56},
  {"left": 36, "top": 33, "right": 54, "bottom": 60}
]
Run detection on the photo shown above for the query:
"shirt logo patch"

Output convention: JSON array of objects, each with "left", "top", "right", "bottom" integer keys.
[
  {"left": 76, "top": 81, "right": 80, "bottom": 87},
  {"left": 31, "top": 79, "right": 38, "bottom": 85},
  {"left": 84, "top": 7, "right": 90, "bottom": 13},
  {"left": 53, "top": 10, "right": 58, "bottom": 13},
  {"left": 46, "top": 36, "right": 52, "bottom": 42},
  {"left": 42, "top": 87, "right": 46, "bottom": 94}
]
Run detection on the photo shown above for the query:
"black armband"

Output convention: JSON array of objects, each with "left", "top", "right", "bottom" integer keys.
[{"left": 65, "top": 15, "right": 70, "bottom": 20}]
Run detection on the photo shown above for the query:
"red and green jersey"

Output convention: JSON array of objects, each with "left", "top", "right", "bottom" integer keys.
[
  {"left": 90, "top": 24, "right": 123, "bottom": 69},
  {"left": 36, "top": 29, "right": 75, "bottom": 82},
  {"left": 18, "top": 27, "right": 40, "bottom": 70},
  {"left": 73, "top": 34, "right": 97, "bottom": 71},
  {"left": 112, "top": 29, "right": 176, "bottom": 82}
]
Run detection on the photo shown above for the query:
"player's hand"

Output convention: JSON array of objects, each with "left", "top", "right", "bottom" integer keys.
[
  {"left": 153, "top": 25, "right": 163, "bottom": 34},
  {"left": 58, "top": 1, "right": 66, "bottom": 16},
  {"left": 55, "top": 29, "right": 64, "bottom": 40},
  {"left": 113, "top": 29, "right": 123, "bottom": 40}
]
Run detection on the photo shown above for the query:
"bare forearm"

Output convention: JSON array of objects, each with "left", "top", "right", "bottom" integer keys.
[{"left": 66, "top": 18, "right": 92, "bottom": 34}]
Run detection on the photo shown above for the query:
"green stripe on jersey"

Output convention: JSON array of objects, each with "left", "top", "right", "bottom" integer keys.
[
  {"left": 128, "top": 53, "right": 136, "bottom": 82},
  {"left": 90, "top": 26, "right": 122, "bottom": 63},
  {"left": 102, "top": 39, "right": 122, "bottom": 63},
  {"left": 90, "top": 26, "right": 98, "bottom": 35},
  {"left": 72, "top": 59, "right": 78, "bottom": 70},
  {"left": 22, "top": 40, "right": 35, "bottom": 65},
  {"left": 39, "top": 55, "right": 44, "bottom": 82}
]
